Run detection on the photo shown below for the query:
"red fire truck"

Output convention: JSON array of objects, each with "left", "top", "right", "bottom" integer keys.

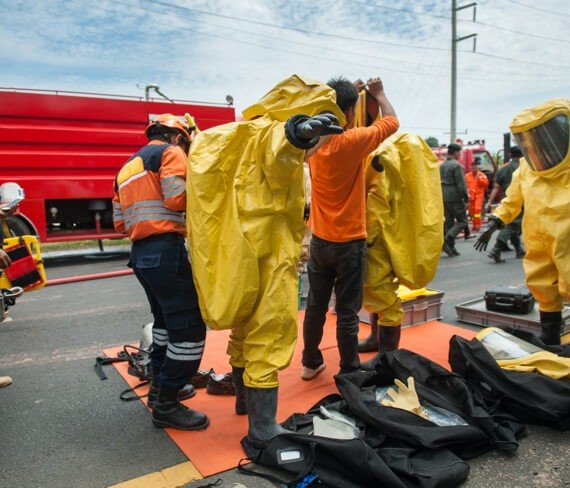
[
  {"left": 0, "top": 88, "right": 235, "bottom": 243},
  {"left": 432, "top": 138, "right": 498, "bottom": 179}
]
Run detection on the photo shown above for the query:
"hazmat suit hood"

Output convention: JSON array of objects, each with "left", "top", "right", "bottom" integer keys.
[
  {"left": 242, "top": 74, "right": 346, "bottom": 125},
  {"left": 510, "top": 98, "right": 570, "bottom": 174}
]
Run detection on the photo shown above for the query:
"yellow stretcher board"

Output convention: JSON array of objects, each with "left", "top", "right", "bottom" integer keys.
[{"left": 0, "top": 235, "right": 46, "bottom": 291}]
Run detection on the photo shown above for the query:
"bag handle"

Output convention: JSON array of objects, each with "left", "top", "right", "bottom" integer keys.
[{"left": 237, "top": 440, "right": 318, "bottom": 487}]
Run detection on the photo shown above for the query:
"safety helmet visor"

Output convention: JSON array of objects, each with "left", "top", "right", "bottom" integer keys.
[{"left": 513, "top": 113, "right": 569, "bottom": 171}]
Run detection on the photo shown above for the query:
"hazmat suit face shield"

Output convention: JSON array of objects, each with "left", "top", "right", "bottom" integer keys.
[
  {"left": 510, "top": 98, "right": 570, "bottom": 172},
  {"left": 476, "top": 327, "right": 542, "bottom": 361}
]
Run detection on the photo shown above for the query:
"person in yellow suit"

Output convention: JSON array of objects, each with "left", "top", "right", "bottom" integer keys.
[
  {"left": 475, "top": 98, "right": 570, "bottom": 345},
  {"left": 186, "top": 75, "right": 344, "bottom": 447}
]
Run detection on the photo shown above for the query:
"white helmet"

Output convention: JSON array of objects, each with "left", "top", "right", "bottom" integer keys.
[{"left": 0, "top": 182, "right": 25, "bottom": 208}]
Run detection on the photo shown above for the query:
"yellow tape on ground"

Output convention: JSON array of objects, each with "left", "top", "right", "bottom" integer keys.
[{"left": 108, "top": 461, "right": 202, "bottom": 488}]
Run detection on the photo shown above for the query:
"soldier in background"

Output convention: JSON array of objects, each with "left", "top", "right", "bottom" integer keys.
[{"left": 485, "top": 146, "right": 525, "bottom": 263}]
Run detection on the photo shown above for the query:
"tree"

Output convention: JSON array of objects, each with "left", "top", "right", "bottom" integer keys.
[{"left": 425, "top": 136, "right": 439, "bottom": 148}]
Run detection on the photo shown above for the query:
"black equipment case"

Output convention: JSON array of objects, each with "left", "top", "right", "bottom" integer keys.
[{"left": 485, "top": 285, "right": 535, "bottom": 315}]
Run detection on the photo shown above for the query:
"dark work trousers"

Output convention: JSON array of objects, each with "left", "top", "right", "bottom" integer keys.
[
  {"left": 496, "top": 212, "right": 523, "bottom": 250},
  {"left": 302, "top": 235, "right": 366, "bottom": 374},
  {"left": 443, "top": 201, "right": 468, "bottom": 247},
  {"left": 130, "top": 233, "right": 206, "bottom": 391}
]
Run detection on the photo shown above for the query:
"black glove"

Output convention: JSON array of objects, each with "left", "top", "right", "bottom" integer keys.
[
  {"left": 303, "top": 203, "right": 310, "bottom": 221},
  {"left": 285, "top": 113, "right": 343, "bottom": 149},
  {"left": 474, "top": 216, "right": 503, "bottom": 252}
]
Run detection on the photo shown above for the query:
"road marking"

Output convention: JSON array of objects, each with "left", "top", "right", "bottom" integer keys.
[{"left": 108, "top": 461, "right": 202, "bottom": 488}]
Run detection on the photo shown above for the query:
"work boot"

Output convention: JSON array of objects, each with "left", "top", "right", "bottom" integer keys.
[
  {"left": 246, "top": 387, "right": 289, "bottom": 446},
  {"left": 515, "top": 247, "right": 526, "bottom": 259},
  {"left": 451, "top": 248, "right": 461, "bottom": 256},
  {"left": 487, "top": 247, "right": 505, "bottom": 263},
  {"left": 358, "top": 314, "right": 379, "bottom": 352},
  {"left": 152, "top": 386, "right": 209, "bottom": 431},
  {"left": 443, "top": 239, "right": 454, "bottom": 257},
  {"left": 232, "top": 366, "right": 247, "bottom": 415},
  {"left": 147, "top": 367, "right": 196, "bottom": 409},
  {"left": 0, "top": 376, "right": 13, "bottom": 388},
  {"left": 361, "top": 325, "right": 402, "bottom": 371},
  {"left": 539, "top": 311, "right": 563, "bottom": 346}
]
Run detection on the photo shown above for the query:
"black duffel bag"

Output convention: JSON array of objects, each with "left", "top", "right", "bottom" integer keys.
[
  {"left": 449, "top": 335, "right": 570, "bottom": 430},
  {"left": 335, "top": 349, "right": 525, "bottom": 459},
  {"left": 240, "top": 394, "right": 470, "bottom": 488}
]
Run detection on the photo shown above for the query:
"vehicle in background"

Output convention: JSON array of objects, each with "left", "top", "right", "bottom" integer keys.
[
  {"left": 0, "top": 88, "right": 235, "bottom": 243},
  {"left": 432, "top": 138, "right": 497, "bottom": 186}
]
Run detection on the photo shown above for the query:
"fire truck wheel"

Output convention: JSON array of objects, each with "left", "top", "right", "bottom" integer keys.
[{"left": 4, "top": 216, "right": 34, "bottom": 238}]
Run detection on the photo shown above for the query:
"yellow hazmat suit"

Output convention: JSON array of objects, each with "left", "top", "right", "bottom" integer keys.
[
  {"left": 477, "top": 328, "right": 569, "bottom": 382},
  {"left": 363, "top": 133, "right": 444, "bottom": 326},
  {"left": 186, "top": 75, "right": 345, "bottom": 388},
  {"left": 493, "top": 99, "right": 570, "bottom": 313}
]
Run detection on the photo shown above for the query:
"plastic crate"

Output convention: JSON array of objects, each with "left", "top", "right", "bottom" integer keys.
[
  {"left": 455, "top": 298, "right": 570, "bottom": 337},
  {"left": 356, "top": 290, "right": 444, "bottom": 328}
]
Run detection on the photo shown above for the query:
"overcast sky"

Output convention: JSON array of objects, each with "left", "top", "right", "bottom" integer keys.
[{"left": 2, "top": 0, "right": 568, "bottom": 151}]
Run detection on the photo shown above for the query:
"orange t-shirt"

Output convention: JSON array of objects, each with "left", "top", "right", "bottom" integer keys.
[{"left": 308, "top": 116, "right": 399, "bottom": 242}]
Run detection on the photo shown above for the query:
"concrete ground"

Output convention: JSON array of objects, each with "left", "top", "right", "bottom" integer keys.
[{"left": 0, "top": 239, "right": 568, "bottom": 487}]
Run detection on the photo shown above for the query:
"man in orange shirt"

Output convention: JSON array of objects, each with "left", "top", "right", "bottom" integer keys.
[
  {"left": 113, "top": 114, "right": 208, "bottom": 431},
  {"left": 465, "top": 158, "right": 489, "bottom": 232},
  {"left": 301, "top": 77, "right": 399, "bottom": 379}
]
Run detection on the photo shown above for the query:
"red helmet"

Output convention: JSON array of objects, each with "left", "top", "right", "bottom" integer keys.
[{"left": 144, "top": 113, "right": 191, "bottom": 139}]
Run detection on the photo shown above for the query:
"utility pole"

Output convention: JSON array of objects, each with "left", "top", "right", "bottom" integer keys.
[{"left": 450, "top": 1, "right": 477, "bottom": 143}]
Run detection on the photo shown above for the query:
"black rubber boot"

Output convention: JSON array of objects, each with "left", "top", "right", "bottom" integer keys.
[
  {"left": 245, "top": 387, "right": 289, "bottom": 446},
  {"left": 152, "top": 386, "right": 209, "bottom": 431},
  {"left": 515, "top": 246, "right": 526, "bottom": 259},
  {"left": 232, "top": 366, "right": 247, "bottom": 415},
  {"left": 443, "top": 238, "right": 455, "bottom": 257},
  {"left": 361, "top": 325, "right": 402, "bottom": 371},
  {"left": 358, "top": 314, "right": 379, "bottom": 353},
  {"left": 487, "top": 246, "right": 505, "bottom": 263},
  {"left": 539, "top": 311, "right": 563, "bottom": 346},
  {"left": 147, "top": 367, "right": 196, "bottom": 409}
]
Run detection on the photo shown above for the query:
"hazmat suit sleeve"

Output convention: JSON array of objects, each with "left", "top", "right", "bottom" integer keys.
[{"left": 492, "top": 166, "right": 524, "bottom": 225}]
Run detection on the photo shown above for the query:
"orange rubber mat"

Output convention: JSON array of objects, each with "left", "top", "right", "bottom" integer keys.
[{"left": 104, "top": 312, "right": 476, "bottom": 477}]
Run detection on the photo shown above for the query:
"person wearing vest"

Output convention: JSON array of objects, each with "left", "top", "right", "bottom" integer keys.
[{"left": 112, "top": 114, "right": 208, "bottom": 431}]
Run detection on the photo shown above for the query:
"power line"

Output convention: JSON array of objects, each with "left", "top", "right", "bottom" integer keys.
[
  {"left": 466, "top": 49, "right": 570, "bottom": 69},
  {"left": 465, "top": 19, "right": 570, "bottom": 45},
  {"left": 138, "top": 0, "right": 570, "bottom": 82},
  {"left": 503, "top": 0, "right": 570, "bottom": 17},
  {"left": 349, "top": 0, "right": 449, "bottom": 20},
  {"left": 144, "top": 0, "right": 570, "bottom": 71},
  {"left": 145, "top": 0, "right": 451, "bottom": 52},
  {"left": 116, "top": 0, "right": 565, "bottom": 80}
]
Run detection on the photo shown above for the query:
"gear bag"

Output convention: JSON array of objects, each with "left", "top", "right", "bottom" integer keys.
[
  {"left": 335, "top": 349, "right": 524, "bottom": 459},
  {"left": 449, "top": 335, "right": 570, "bottom": 430},
  {"left": 240, "top": 394, "right": 470, "bottom": 488}
]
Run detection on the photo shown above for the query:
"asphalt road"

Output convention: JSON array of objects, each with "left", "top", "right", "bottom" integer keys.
[{"left": 0, "top": 241, "right": 568, "bottom": 488}]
